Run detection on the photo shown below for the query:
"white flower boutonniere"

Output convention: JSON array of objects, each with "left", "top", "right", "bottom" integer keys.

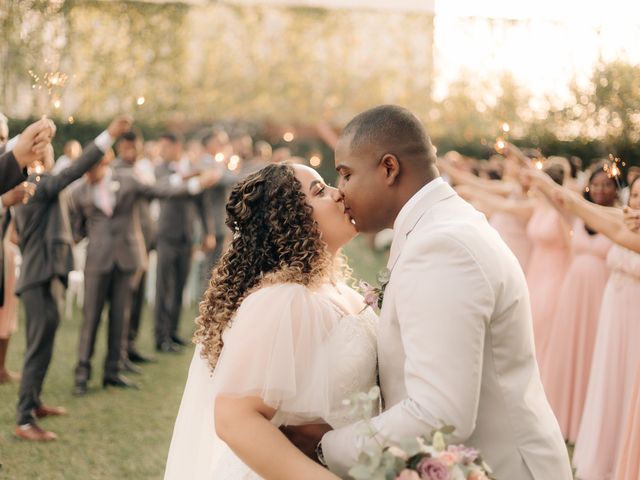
[{"left": 110, "top": 181, "right": 121, "bottom": 193}]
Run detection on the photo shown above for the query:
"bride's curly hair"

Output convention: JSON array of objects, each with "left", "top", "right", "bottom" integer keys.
[{"left": 194, "top": 163, "right": 334, "bottom": 370}]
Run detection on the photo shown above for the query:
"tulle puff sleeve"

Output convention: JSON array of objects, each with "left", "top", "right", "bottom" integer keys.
[{"left": 211, "top": 283, "right": 336, "bottom": 425}]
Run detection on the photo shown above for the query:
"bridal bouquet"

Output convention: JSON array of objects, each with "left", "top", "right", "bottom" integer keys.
[{"left": 346, "top": 388, "right": 495, "bottom": 480}]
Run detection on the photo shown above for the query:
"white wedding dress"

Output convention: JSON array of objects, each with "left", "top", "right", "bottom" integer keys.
[{"left": 164, "top": 282, "right": 378, "bottom": 479}]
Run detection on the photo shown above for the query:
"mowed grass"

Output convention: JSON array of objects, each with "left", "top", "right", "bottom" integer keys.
[{"left": 0, "top": 236, "right": 386, "bottom": 479}]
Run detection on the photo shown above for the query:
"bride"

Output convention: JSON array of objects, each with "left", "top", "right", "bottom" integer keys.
[{"left": 164, "top": 163, "right": 378, "bottom": 479}]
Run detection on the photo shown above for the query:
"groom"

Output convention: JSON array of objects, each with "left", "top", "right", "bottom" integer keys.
[{"left": 289, "top": 105, "right": 572, "bottom": 479}]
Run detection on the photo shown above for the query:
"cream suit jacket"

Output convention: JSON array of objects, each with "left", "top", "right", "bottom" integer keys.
[{"left": 323, "top": 181, "right": 572, "bottom": 480}]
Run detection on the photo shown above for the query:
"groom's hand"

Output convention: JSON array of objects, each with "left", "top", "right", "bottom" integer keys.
[{"left": 280, "top": 423, "right": 333, "bottom": 462}]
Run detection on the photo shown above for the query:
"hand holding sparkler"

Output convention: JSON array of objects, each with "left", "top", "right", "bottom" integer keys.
[
  {"left": 13, "top": 118, "right": 57, "bottom": 169},
  {"left": 107, "top": 115, "right": 134, "bottom": 138},
  {"left": 623, "top": 206, "right": 640, "bottom": 233},
  {"left": 1, "top": 182, "right": 36, "bottom": 207}
]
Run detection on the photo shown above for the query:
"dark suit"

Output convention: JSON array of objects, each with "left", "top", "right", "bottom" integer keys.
[
  {"left": 199, "top": 161, "right": 237, "bottom": 295},
  {"left": 70, "top": 168, "right": 192, "bottom": 383},
  {"left": 112, "top": 159, "right": 155, "bottom": 357},
  {"left": 154, "top": 161, "right": 207, "bottom": 346},
  {"left": 0, "top": 150, "right": 27, "bottom": 195},
  {"left": 12, "top": 142, "right": 104, "bottom": 425}
]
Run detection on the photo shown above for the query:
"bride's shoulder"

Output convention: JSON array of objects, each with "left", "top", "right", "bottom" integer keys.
[{"left": 238, "top": 282, "right": 318, "bottom": 313}]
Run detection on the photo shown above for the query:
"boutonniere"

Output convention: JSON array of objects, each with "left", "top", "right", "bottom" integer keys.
[
  {"left": 358, "top": 268, "right": 391, "bottom": 311},
  {"left": 110, "top": 181, "right": 121, "bottom": 192}
]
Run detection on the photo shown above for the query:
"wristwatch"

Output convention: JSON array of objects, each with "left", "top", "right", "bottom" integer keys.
[{"left": 315, "top": 441, "right": 328, "bottom": 467}]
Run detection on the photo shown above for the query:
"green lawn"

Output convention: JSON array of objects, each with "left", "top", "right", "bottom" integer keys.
[{"left": 0, "top": 236, "right": 385, "bottom": 479}]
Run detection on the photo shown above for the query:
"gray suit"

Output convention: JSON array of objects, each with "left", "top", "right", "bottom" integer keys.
[
  {"left": 69, "top": 168, "right": 192, "bottom": 383},
  {"left": 198, "top": 159, "right": 237, "bottom": 295},
  {"left": 154, "top": 161, "right": 208, "bottom": 346},
  {"left": 12, "top": 142, "right": 104, "bottom": 425},
  {"left": 0, "top": 149, "right": 26, "bottom": 195}
]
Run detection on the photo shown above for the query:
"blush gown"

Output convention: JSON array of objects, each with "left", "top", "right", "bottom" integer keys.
[
  {"left": 540, "top": 219, "right": 612, "bottom": 442},
  {"left": 572, "top": 245, "right": 640, "bottom": 480},
  {"left": 525, "top": 203, "right": 571, "bottom": 370}
]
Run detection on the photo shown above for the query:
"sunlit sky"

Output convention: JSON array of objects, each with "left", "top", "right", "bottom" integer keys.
[{"left": 432, "top": 0, "right": 640, "bottom": 104}]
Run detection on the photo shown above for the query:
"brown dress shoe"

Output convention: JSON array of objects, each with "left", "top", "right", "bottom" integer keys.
[
  {"left": 15, "top": 424, "right": 58, "bottom": 441},
  {"left": 34, "top": 405, "right": 68, "bottom": 418}
]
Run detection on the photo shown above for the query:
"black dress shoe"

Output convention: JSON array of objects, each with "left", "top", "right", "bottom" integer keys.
[
  {"left": 73, "top": 383, "right": 88, "bottom": 396},
  {"left": 103, "top": 375, "right": 139, "bottom": 389},
  {"left": 156, "top": 341, "right": 182, "bottom": 353},
  {"left": 122, "top": 360, "right": 142, "bottom": 375},
  {"left": 128, "top": 350, "right": 156, "bottom": 364},
  {"left": 171, "top": 335, "right": 188, "bottom": 347}
]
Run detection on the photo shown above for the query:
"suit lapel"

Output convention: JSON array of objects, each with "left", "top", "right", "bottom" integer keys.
[{"left": 387, "top": 182, "right": 457, "bottom": 271}]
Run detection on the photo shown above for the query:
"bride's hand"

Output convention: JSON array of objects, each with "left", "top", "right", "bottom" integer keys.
[{"left": 280, "top": 423, "right": 334, "bottom": 462}]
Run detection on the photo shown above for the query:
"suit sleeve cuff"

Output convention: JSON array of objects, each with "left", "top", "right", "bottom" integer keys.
[
  {"left": 94, "top": 130, "right": 115, "bottom": 153},
  {"left": 187, "top": 177, "right": 202, "bottom": 195},
  {"left": 5, "top": 135, "right": 19, "bottom": 152}
]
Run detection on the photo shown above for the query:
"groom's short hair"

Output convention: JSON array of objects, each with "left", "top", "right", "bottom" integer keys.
[{"left": 341, "top": 105, "right": 436, "bottom": 164}]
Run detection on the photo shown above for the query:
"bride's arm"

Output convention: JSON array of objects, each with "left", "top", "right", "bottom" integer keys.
[{"left": 215, "top": 395, "right": 339, "bottom": 480}]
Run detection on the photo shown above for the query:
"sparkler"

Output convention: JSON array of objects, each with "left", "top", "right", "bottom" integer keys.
[
  {"left": 29, "top": 68, "right": 68, "bottom": 113},
  {"left": 604, "top": 154, "right": 623, "bottom": 189}
]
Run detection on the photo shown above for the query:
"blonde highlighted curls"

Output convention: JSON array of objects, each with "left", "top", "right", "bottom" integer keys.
[{"left": 194, "top": 163, "right": 334, "bottom": 370}]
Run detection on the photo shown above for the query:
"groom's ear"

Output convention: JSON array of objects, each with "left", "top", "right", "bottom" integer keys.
[{"left": 381, "top": 153, "right": 400, "bottom": 186}]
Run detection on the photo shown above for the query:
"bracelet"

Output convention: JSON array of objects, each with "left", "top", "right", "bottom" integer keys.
[{"left": 315, "top": 441, "right": 327, "bottom": 467}]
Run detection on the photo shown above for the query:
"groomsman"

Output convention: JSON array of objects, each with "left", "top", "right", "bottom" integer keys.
[
  {"left": 198, "top": 131, "right": 237, "bottom": 295},
  {"left": 13, "top": 116, "right": 131, "bottom": 441},
  {"left": 154, "top": 133, "right": 210, "bottom": 352},
  {"left": 113, "top": 132, "right": 155, "bottom": 364},
  {"left": 70, "top": 141, "right": 220, "bottom": 395}
]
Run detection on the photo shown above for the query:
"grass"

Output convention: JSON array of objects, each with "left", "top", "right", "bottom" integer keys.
[{"left": 0, "top": 236, "right": 386, "bottom": 479}]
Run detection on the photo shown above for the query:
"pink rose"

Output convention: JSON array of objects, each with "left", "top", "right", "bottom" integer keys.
[
  {"left": 448, "top": 445, "right": 479, "bottom": 465},
  {"left": 396, "top": 470, "right": 421, "bottom": 480},
  {"left": 417, "top": 458, "right": 450, "bottom": 480},
  {"left": 359, "top": 281, "right": 379, "bottom": 308},
  {"left": 437, "top": 451, "right": 459, "bottom": 467},
  {"left": 467, "top": 471, "right": 488, "bottom": 480}
]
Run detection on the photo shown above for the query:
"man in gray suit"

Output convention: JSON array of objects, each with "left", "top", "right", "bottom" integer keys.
[
  {"left": 70, "top": 144, "right": 220, "bottom": 394},
  {"left": 198, "top": 131, "right": 238, "bottom": 296},
  {"left": 154, "top": 133, "right": 211, "bottom": 352},
  {"left": 13, "top": 116, "right": 131, "bottom": 442},
  {"left": 113, "top": 131, "right": 155, "bottom": 365}
]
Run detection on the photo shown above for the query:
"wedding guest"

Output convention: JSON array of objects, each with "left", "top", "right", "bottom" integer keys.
[
  {"left": 113, "top": 131, "right": 155, "bottom": 365},
  {"left": 524, "top": 162, "right": 572, "bottom": 369},
  {"left": 12, "top": 116, "right": 131, "bottom": 441},
  {"left": 154, "top": 133, "right": 210, "bottom": 352},
  {"left": 52, "top": 139, "right": 82, "bottom": 174},
  {"left": 70, "top": 144, "right": 219, "bottom": 395},
  {"left": 198, "top": 131, "right": 237, "bottom": 296},
  {"left": 440, "top": 151, "right": 533, "bottom": 270},
  {"left": 615, "top": 201, "right": 640, "bottom": 478},
  {"left": 529, "top": 165, "right": 617, "bottom": 442},
  {"left": 558, "top": 176, "right": 640, "bottom": 479},
  {"left": 621, "top": 166, "right": 640, "bottom": 204}
]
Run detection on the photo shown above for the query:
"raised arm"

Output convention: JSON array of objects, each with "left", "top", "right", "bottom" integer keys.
[
  {"left": 36, "top": 116, "right": 132, "bottom": 201},
  {"left": 439, "top": 156, "right": 517, "bottom": 197},
  {"left": 555, "top": 189, "right": 640, "bottom": 253}
]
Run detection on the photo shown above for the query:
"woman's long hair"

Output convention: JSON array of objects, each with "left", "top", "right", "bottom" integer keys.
[{"left": 194, "top": 163, "right": 333, "bottom": 370}]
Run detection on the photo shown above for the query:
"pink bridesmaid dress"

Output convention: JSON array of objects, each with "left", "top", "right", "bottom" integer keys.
[
  {"left": 615, "top": 366, "right": 640, "bottom": 480},
  {"left": 573, "top": 245, "right": 640, "bottom": 480},
  {"left": 490, "top": 210, "right": 532, "bottom": 271},
  {"left": 540, "top": 219, "right": 612, "bottom": 443},
  {"left": 525, "top": 202, "right": 571, "bottom": 369}
]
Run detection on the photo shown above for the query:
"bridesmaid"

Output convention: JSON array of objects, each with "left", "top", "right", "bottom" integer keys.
[
  {"left": 0, "top": 220, "right": 20, "bottom": 383},
  {"left": 524, "top": 161, "right": 572, "bottom": 369},
  {"left": 616, "top": 366, "right": 640, "bottom": 480},
  {"left": 552, "top": 176, "right": 640, "bottom": 480},
  {"left": 530, "top": 166, "right": 617, "bottom": 443}
]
